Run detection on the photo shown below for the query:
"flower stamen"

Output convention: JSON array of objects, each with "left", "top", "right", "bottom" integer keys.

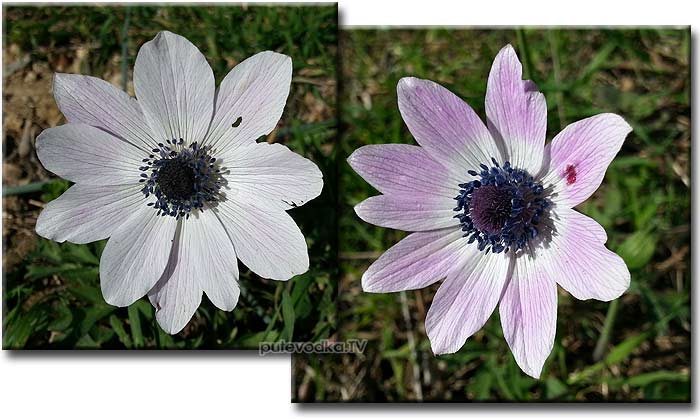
[
  {"left": 139, "top": 139, "right": 225, "bottom": 219},
  {"left": 453, "top": 158, "right": 551, "bottom": 254}
]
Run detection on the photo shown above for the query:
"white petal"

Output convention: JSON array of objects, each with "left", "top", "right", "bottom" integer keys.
[
  {"left": 426, "top": 246, "right": 511, "bottom": 355},
  {"left": 193, "top": 210, "right": 240, "bottom": 311},
  {"left": 215, "top": 199, "right": 308, "bottom": 280},
  {"left": 147, "top": 222, "right": 202, "bottom": 334},
  {"left": 100, "top": 205, "right": 177, "bottom": 307},
  {"left": 148, "top": 210, "right": 240, "bottom": 334},
  {"left": 53, "top": 73, "right": 157, "bottom": 152},
  {"left": 36, "top": 124, "right": 145, "bottom": 185},
  {"left": 36, "top": 183, "right": 144, "bottom": 244},
  {"left": 134, "top": 31, "right": 215, "bottom": 144},
  {"left": 221, "top": 143, "right": 323, "bottom": 210},
  {"left": 204, "top": 51, "right": 292, "bottom": 154},
  {"left": 499, "top": 252, "right": 558, "bottom": 378}
]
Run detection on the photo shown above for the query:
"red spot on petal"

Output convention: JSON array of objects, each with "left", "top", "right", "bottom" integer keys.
[{"left": 564, "top": 164, "right": 577, "bottom": 185}]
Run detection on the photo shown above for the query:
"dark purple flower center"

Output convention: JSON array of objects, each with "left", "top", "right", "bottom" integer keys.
[
  {"left": 139, "top": 139, "right": 225, "bottom": 219},
  {"left": 468, "top": 184, "right": 513, "bottom": 235},
  {"left": 156, "top": 159, "right": 196, "bottom": 201},
  {"left": 453, "top": 158, "right": 551, "bottom": 254}
]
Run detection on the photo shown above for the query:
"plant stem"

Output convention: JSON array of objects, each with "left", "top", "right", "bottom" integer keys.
[
  {"left": 2, "top": 180, "right": 52, "bottom": 196},
  {"left": 121, "top": 7, "right": 131, "bottom": 92},
  {"left": 593, "top": 299, "right": 620, "bottom": 361},
  {"left": 516, "top": 28, "right": 534, "bottom": 81},
  {"left": 547, "top": 29, "right": 566, "bottom": 130},
  {"left": 399, "top": 291, "right": 423, "bottom": 401}
]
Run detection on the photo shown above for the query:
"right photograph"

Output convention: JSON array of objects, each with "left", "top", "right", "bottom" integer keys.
[{"left": 293, "top": 28, "right": 690, "bottom": 402}]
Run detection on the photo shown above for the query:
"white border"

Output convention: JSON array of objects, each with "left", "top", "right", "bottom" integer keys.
[{"left": 1, "top": 0, "right": 697, "bottom": 417}]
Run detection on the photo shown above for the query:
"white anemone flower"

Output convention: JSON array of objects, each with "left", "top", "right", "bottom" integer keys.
[{"left": 35, "top": 31, "right": 323, "bottom": 334}]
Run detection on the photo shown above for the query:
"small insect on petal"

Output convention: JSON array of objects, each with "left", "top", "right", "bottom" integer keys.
[{"left": 232, "top": 116, "right": 243, "bottom": 128}]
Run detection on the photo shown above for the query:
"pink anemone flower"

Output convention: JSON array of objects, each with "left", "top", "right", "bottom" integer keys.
[{"left": 348, "top": 44, "right": 631, "bottom": 378}]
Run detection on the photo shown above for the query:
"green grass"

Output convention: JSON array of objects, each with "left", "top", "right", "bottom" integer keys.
[
  {"left": 3, "top": 5, "right": 338, "bottom": 349},
  {"left": 292, "top": 28, "right": 690, "bottom": 402}
]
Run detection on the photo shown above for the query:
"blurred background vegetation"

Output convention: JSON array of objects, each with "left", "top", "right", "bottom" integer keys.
[
  {"left": 3, "top": 5, "right": 338, "bottom": 349},
  {"left": 292, "top": 28, "right": 690, "bottom": 401}
]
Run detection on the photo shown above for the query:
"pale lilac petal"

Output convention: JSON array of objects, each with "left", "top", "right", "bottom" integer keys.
[
  {"left": 53, "top": 73, "right": 157, "bottom": 152},
  {"left": 361, "top": 227, "right": 467, "bottom": 293},
  {"left": 35, "top": 184, "right": 144, "bottom": 244},
  {"left": 134, "top": 31, "right": 215, "bottom": 144},
  {"left": 194, "top": 210, "right": 240, "bottom": 311},
  {"left": 221, "top": 143, "right": 322, "bottom": 210},
  {"left": 347, "top": 144, "right": 461, "bottom": 198},
  {"left": 205, "top": 51, "right": 292, "bottom": 154},
  {"left": 36, "top": 123, "right": 145, "bottom": 185},
  {"left": 216, "top": 199, "right": 308, "bottom": 281},
  {"left": 100, "top": 205, "right": 177, "bottom": 307},
  {"left": 545, "top": 208, "right": 630, "bottom": 301},
  {"left": 485, "top": 44, "right": 547, "bottom": 174},
  {"left": 541, "top": 114, "right": 632, "bottom": 207},
  {"left": 354, "top": 194, "right": 458, "bottom": 232},
  {"left": 147, "top": 224, "right": 202, "bottom": 334},
  {"left": 147, "top": 210, "right": 239, "bottom": 334},
  {"left": 397, "top": 77, "right": 501, "bottom": 173},
  {"left": 426, "top": 247, "right": 511, "bottom": 355},
  {"left": 499, "top": 253, "right": 558, "bottom": 378}
]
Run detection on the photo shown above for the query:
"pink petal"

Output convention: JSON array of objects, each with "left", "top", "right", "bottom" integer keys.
[
  {"left": 134, "top": 31, "right": 215, "bottom": 144},
  {"left": 397, "top": 77, "right": 501, "bottom": 174},
  {"left": 354, "top": 194, "right": 458, "bottom": 232},
  {"left": 499, "top": 253, "right": 558, "bottom": 378},
  {"left": 53, "top": 73, "right": 157, "bottom": 152},
  {"left": 485, "top": 44, "right": 547, "bottom": 174},
  {"left": 347, "top": 144, "right": 460, "bottom": 198},
  {"left": 425, "top": 246, "right": 511, "bottom": 355},
  {"left": 541, "top": 113, "right": 632, "bottom": 207},
  {"left": 362, "top": 228, "right": 466, "bottom": 293},
  {"left": 546, "top": 208, "right": 630, "bottom": 301}
]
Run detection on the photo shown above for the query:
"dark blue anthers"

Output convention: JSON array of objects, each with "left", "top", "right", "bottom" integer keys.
[
  {"left": 139, "top": 139, "right": 224, "bottom": 219},
  {"left": 453, "top": 157, "right": 551, "bottom": 254}
]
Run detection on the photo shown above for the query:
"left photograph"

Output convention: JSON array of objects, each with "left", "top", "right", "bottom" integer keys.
[{"left": 3, "top": 4, "right": 338, "bottom": 349}]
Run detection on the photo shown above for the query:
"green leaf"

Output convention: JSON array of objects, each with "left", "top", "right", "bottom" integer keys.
[
  {"left": 616, "top": 231, "right": 657, "bottom": 270},
  {"left": 79, "top": 304, "right": 114, "bottom": 336},
  {"left": 279, "top": 290, "right": 295, "bottom": 341},
  {"left": 239, "top": 330, "right": 279, "bottom": 348},
  {"left": 48, "top": 303, "right": 73, "bottom": 332},
  {"left": 472, "top": 370, "right": 494, "bottom": 400},
  {"left": 545, "top": 377, "right": 568, "bottom": 399},
  {"left": 63, "top": 243, "right": 99, "bottom": 265},
  {"left": 626, "top": 371, "right": 688, "bottom": 388},
  {"left": 109, "top": 315, "right": 132, "bottom": 348},
  {"left": 128, "top": 304, "right": 144, "bottom": 348},
  {"left": 605, "top": 332, "right": 650, "bottom": 365}
]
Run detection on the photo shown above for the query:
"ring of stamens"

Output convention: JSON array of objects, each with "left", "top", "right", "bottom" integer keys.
[
  {"left": 453, "top": 158, "right": 550, "bottom": 254},
  {"left": 139, "top": 139, "right": 224, "bottom": 219}
]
